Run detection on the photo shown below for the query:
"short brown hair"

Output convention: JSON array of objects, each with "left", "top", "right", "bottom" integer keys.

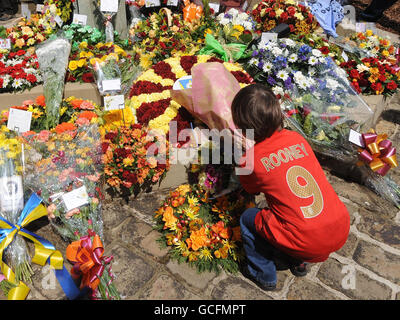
[{"left": 231, "top": 83, "right": 284, "bottom": 143}]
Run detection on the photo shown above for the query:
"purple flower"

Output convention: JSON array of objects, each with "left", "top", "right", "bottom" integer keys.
[{"left": 267, "top": 76, "right": 276, "bottom": 85}]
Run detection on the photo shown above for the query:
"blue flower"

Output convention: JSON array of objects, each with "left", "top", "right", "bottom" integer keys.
[
  {"left": 252, "top": 50, "right": 259, "bottom": 57},
  {"left": 267, "top": 76, "right": 277, "bottom": 86},
  {"left": 299, "top": 44, "right": 312, "bottom": 55}
]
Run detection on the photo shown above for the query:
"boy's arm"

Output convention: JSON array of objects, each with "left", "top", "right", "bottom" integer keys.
[{"left": 238, "top": 171, "right": 261, "bottom": 195}]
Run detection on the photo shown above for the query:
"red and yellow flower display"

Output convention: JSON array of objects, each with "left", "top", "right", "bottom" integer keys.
[
  {"left": 154, "top": 184, "right": 253, "bottom": 273},
  {"left": 128, "top": 54, "right": 253, "bottom": 139},
  {"left": 251, "top": 0, "right": 319, "bottom": 34}
]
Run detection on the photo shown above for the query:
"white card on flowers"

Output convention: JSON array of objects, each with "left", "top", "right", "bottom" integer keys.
[
  {"left": 21, "top": 3, "right": 31, "bottom": 19},
  {"left": 100, "top": 0, "right": 119, "bottom": 12},
  {"left": 167, "top": 0, "right": 178, "bottom": 6},
  {"left": 145, "top": 0, "right": 161, "bottom": 7},
  {"left": 104, "top": 95, "right": 125, "bottom": 111},
  {"left": 7, "top": 108, "right": 32, "bottom": 133},
  {"left": 209, "top": 3, "right": 220, "bottom": 13},
  {"left": 36, "top": 4, "right": 44, "bottom": 13},
  {"left": 348, "top": 129, "right": 365, "bottom": 148},
  {"left": 261, "top": 32, "right": 278, "bottom": 43},
  {"left": 54, "top": 15, "right": 63, "bottom": 27},
  {"left": 102, "top": 79, "right": 121, "bottom": 92},
  {"left": 73, "top": 14, "right": 88, "bottom": 26},
  {"left": 242, "top": 1, "right": 249, "bottom": 11},
  {"left": 62, "top": 186, "right": 90, "bottom": 212},
  {"left": 0, "top": 39, "right": 11, "bottom": 50}
]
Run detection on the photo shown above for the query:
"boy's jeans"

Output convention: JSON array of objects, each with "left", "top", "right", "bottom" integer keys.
[{"left": 240, "top": 207, "right": 301, "bottom": 286}]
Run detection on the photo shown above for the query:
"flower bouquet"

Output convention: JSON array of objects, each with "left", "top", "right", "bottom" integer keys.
[
  {"left": 154, "top": 183, "right": 253, "bottom": 273},
  {"left": 0, "top": 127, "right": 33, "bottom": 287},
  {"left": 67, "top": 41, "right": 128, "bottom": 85},
  {"left": 90, "top": 54, "right": 122, "bottom": 96},
  {"left": 35, "top": 33, "right": 71, "bottom": 130},
  {"left": 339, "top": 57, "right": 400, "bottom": 97},
  {"left": 0, "top": 95, "right": 103, "bottom": 133},
  {"left": 349, "top": 30, "right": 398, "bottom": 63},
  {"left": 43, "top": 0, "right": 73, "bottom": 25},
  {"left": 126, "top": 0, "right": 146, "bottom": 30},
  {"left": 96, "top": 0, "right": 119, "bottom": 43},
  {"left": 289, "top": 32, "right": 346, "bottom": 65},
  {"left": 131, "top": 8, "right": 201, "bottom": 69},
  {"left": 22, "top": 122, "right": 120, "bottom": 300},
  {"left": 198, "top": 8, "right": 257, "bottom": 62},
  {"left": 0, "top": 50, "right": 42, "bottom": 93},
  {"left": 5, "top": 15, "right": 54, "bottom": 53},
  {"left": 250, "top": 0, "right": 319, "bottom": 34},
  {"left": 102, "top": 123, "right": 170, "bottom": 196},
  {"left": 246, "top": 38, "right": 348, "bottom": 99}
]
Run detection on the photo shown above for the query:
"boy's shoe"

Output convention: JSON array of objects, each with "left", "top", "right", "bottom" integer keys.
[
  {"left": 290, "top": 263, "right": 309, "bottom": 277},
  {"left": 240, "top": 264, "right": 277, "bottom": 291}
]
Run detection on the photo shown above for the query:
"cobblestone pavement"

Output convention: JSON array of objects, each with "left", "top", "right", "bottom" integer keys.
[{"left": 1, "top": 27, "right": 400, "bottom": 303}]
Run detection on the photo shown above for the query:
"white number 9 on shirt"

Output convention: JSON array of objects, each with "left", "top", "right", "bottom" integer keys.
[{"left": 286, "top": 165, "right": 324, "bottom": 218}]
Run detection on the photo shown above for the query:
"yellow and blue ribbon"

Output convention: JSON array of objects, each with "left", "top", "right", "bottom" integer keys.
[{"left": 0, "top": 193, "right": 81, "bottom": 300}]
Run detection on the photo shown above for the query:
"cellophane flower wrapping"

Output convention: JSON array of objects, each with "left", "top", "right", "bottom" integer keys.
[
  {"left": 0, "top": 127, "right": 33, "bottom": 286},
  {"left": 170, "top": 61, "right": 255, "bottom": 151},
  {"left": 97, "top": 0, "right": 118, "bottom": 43},
  {"left": 279, "top": 56, "right": 400, "bottom": 208},
  {"left": 22, "top": 123, "right": 120, "bottom": 299},
  {"left": 280, "top": 64, "right": 374, "bottom": 162},
  {"left": 90, "top": 56, "right": 122, "bottom": 96},
  {"left": 35, "top": 33, "right": 72, "bottom": 130}
]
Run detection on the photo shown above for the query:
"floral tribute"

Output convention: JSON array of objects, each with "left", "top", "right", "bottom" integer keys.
[
  {"left": 0, "top": 50, "right": 42, "bottom": 92},
  {"left": 0, "top": 95, "right": 102, "bottom": 133},
  {"left": 339, "top": 57, "right": 400, "bottom": 97},
  {"left": 21, "top": 122, "right": 120, "bottom": 300},
  {"left": 349, "top": 29, "right": 398, "bottom": 64},
  {"left": 102, "top": 123, "right": 170, "bottom": 196},
  {"left": 128, "top": 55, "right": 253, "bottom": 140},
  {"left": 5, "top": 15, "right": 54, "bottom": 53},
  {"left": 154, "top": 183, "right": 254, "bottom": 273},
  {"left": 289, "top": 33, "right": 346, "bottom": 66},
  {"left": 43, "top": 0, "right": 73, "bottom": 24},
  {"left": 250, "top": 0, "right": 319, "bottom": 35},
  {"left": 131, "top": 9, "right": 201, "bottom": 69},
  {"left": 67, "top": 41, "right": 128, "bottom": 84}
]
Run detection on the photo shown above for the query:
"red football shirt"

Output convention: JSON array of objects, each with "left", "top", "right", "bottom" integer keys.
[{"left": 239, "top": 129, "right": 350, "bottom": 262}]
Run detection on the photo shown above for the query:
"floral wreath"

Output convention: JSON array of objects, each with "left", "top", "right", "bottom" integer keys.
[
  {"left": 154, "top": 183, "right": 254, "bottom": 273},
  {"left": 128, "top": 54, "right": 253, "bottom": 138}
]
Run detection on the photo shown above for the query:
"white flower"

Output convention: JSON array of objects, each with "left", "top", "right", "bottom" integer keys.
[
  {"left": 262, "top": 62, "right": 273, "bottom": 73},
  {"left": 277, "top": 70, "right": 289, "bottom": 81},
  {"left": 272, "top": 86, "right": 284, "bottom": 96},
  {"left": 312, "top": 49, "right": 322, "bottom": 57},
  {"left": 271, "top": 47, "right": 283, "bottom": 57},
  {"left": 288, "top": 54, "right": 298, "bottom": 62},
  {"left": 2, "top": 74, "right": 11, "bottom": 87},
  {"left": 297, "top": 79, "right": 310, "bottom": 90},
  {"left": 308, "top": 56, "right": 319, "bottom": 65},
  {"left": 357, "top": 64, "right": 370, "bottom": 73},
  {"left": 243, "top": 21, "right": 253, "bottom": 30},
  {"left": 249, "top": 58, "right": 258, "bottom": 66},
  {"left": 12, "top": 79, "right": 23, "bottom": 89},
  {"left": 227, "top": 8, "right": 239, "bottom": 16},
  {"left": 308, "top": 68, "right": 316, "bottom": 77},
  {"left": 326, "top": 79, "right": 339, "bottom": 90},
  {"left": 284, "top": 39, "right": 296, "bottom": 47},
  {"left": 219, "top": 17, "right": 230, "bottom": 25},
  {"left": 293, "top": 71, "right": 305, "bottom": 83}
]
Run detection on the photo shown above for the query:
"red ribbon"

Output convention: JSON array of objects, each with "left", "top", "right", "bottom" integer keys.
[{"left": 66, "top": 231, "right": 113, "bottom": 291}]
